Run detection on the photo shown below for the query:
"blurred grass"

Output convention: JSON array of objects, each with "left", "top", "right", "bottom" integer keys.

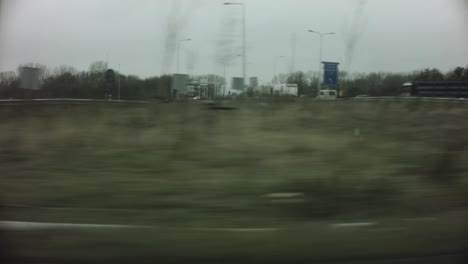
[
  {"left": 1, "top": 100, "right": 468, "bottom": 262},
  {"left": 1, "top": 101, "right": 468, "bottom": 225}
]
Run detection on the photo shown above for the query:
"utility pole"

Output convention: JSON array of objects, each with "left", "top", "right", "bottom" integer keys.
[
  {"left": 223, "top": 61, "right": 227, "bottom": 96},
  {"left": 242, "top": 3, "right": 247, "bottom": 90},
  {"left": 290, "top": 32, "right": 297, "bottom": 74},
  {"left": 118, "top": 64, "right": 121, "bottom": 100},
  {"left": 308, "top": 30, "right": 335, "bottom": 91},
  {"left": 274, "top": 56, "right": 285, "bottom": 84}
]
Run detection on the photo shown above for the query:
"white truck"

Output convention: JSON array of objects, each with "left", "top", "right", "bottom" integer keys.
[{"left": 317, "top": 89, "right": 337, "bottom": 100}]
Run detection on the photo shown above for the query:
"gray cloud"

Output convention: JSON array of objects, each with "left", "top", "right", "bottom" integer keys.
[
  {"left": 0, "top": 0, "right": 467, "bottom": 84},
  {"left": 160, "top": 0, "right": 201, "bottom": 74}
]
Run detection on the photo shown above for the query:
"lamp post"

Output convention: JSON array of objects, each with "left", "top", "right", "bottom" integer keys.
[
  {"left": 118, "top": 64, "right": 121, "bottom": 100},
  {"left": 177, "top": 38, "right": 191, "bottom": 73},
  {"left": 307, "top": 30, "right": 335, "bottom": 91},
  {"left": 223, "top": 61, "right": 227, "bottom": 96},
  {"left": 224, "top": 2, "right": 246, "bottom": 91},
  {"left": 273, "top": 56, "right": 285, "bottom": 84}
]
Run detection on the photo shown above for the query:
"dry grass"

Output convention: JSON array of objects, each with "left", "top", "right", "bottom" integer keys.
[{"left": 1, "top": 101, "right": 468, "bottom": 225}]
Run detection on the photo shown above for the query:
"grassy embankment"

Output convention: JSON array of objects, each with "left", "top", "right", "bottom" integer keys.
[{"left": 1, "top": 100, "right": 467, "bottom": 262}]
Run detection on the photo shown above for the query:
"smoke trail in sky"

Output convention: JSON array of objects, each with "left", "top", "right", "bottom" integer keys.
[
  {"left": 214, "top": 8, "right": 241, "bottom": 76},
  {"left": 462, "top": 0, "right": 468, "bottom": 59},
  {"left": 160, "top": 0, "right": 200, "bottom": 75},
  {"left": 344, "top": 0, "right": 368, "bottom": 72}
]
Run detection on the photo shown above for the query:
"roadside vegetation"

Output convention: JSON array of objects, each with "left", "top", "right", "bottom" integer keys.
[
  {"left": 1, "top": 101, "right": 468, "bottom": 263},
  {"left": 1, "top": 101, "right": 468, "bottom": 223}
]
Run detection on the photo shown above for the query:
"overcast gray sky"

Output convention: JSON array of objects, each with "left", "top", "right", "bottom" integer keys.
[{"left": 0, "top": 0, "right": 467, "bottom": 83}]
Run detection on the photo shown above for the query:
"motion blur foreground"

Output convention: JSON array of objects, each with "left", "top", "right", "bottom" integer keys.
[{"left": 1, "top": 98, "right": 468, "bottom": 264}]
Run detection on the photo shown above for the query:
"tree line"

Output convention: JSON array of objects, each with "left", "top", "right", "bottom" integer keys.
[
  {"left": 280, "top": 66, "right": 468, "bottom": 97},
  {"left": 0, "top": 61, "right": 467, "bottom": 100},
  {"left": 0, "top": 61, "right": 172, "bottom": 100}
]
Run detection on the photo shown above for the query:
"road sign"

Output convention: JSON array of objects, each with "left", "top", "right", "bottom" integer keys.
[{"left": 322, "top": 62, "right": 339, "bottom": 86}]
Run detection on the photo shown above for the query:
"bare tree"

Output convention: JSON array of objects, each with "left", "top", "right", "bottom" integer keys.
[
  {"left": 53, "top": 65, "right": 78, "bottom": 76},
  {"left": 88, "top": 61, "right": 107, "bottom": 73},
  {"left": 0, "top": 71, "right": 17, "bottom": 85}
]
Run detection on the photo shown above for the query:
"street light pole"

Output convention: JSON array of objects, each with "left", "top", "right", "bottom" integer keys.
[
  {"left": 118, "top": 64, "right": 121, "bottom": 101},
  {"left": 242, "top": 3, "right": 247, "bottom": 91},
  {"left": 222, "top": 60, "right": 229, "bottom": 96},
  {"left": 319, "top": 36, "right": 323, "bottom": 81},
  {"left": 308, "top": 30, "right": 335, "bottom": 91},
  {"left": 225, "top": 2, "right": 247, "bottom": 91},
  {"left": 273, "top": 56, "right": 285, "bottom": 84},
  {"left": 223, "top": 62, "right": 226, "bottom": 95},
  {"left": 177, "top": 38, "right": 191, "bottom": 73}
]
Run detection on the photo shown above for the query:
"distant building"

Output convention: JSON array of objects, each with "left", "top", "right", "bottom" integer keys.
[
  {"left": 231, "top": 77, "right": 244, "bottom": 91},
  {"left": 171, "top": 74, "right": 189, "bottom": 98},
  {"left": 273, "top": 83, "right": 298, "bottom": 96},
  {"left": 249, "top": 77, "right": 259, "bottom": 89},
  {"left": 224, "top": 88, "right": 242, "bottom": 97},
  {"left": 187, "top": 80, "right": 222, "bottom": 99},
  {"left": 254, "top": 85, "right": 273, "bottom": 96}
]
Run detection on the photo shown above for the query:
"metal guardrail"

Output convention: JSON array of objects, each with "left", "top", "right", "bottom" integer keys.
[
  {"left": 1, "top": 97, "right": 468, "bottom": 105},
  {"left": 342, "top": 96, "right": 468, "bottom": 103}
]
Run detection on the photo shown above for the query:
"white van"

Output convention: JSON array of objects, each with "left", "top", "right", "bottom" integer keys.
[{"left": 317, "top": 90, "right": 337, "bottom": 100}]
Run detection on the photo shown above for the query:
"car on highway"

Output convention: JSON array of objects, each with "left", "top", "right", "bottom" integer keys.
[{"left": 317, "top": 90, "right": 337, "bottom": 100}]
